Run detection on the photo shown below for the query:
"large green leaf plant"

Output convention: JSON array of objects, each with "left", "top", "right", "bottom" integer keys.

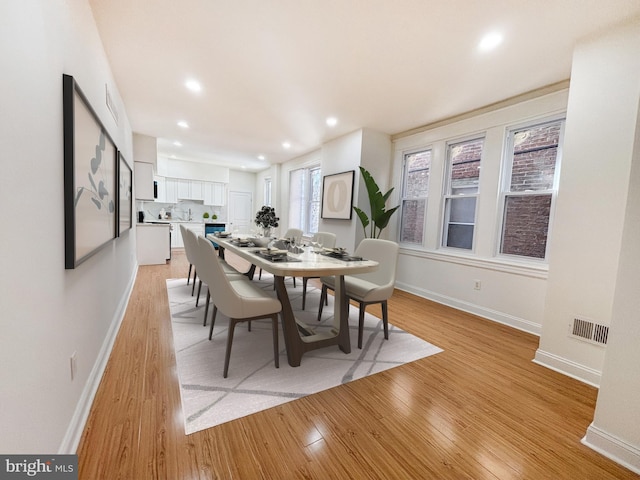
[{"left": 353, "top": 166, "right": 400, "bottom": 238}]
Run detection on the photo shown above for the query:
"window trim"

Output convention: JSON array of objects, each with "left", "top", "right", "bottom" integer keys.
[
  {"left": 399, "top": 148, "right": 432, "bottom": 246},
  {"left": 440, "top": 135, "right": 485, "bottom": 252},
  {"left": 496, "top": 115, "right": 565, "bottom": 262}
]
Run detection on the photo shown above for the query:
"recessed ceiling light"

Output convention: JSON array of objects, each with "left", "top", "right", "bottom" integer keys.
[
  {"left": 173, "top": 141, "right": 182, "bottom": 147},
  {"left": 258, "top": 155, "right": 266, "bottom": 161},
  {"left": 282, "top": 141, "right": 291, "bottom": 149},
  {"left": 177, "top": 120, "right": 189, "bottom": 128},
  {"left": 478, "top": 32, "right": 503, "bottom": 52},
  {"left": 185, "top": 79, "right": 202, "bottom": 92},
  {"left": 326, "top": 117, "right": 338, "bottom": 127}
]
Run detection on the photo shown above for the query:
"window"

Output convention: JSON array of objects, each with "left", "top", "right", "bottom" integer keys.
[
  {"left": 442, "top": 137, "right": 484, "bottom": 250},
  {"left": 263, "top": 177, "right": 272, "bottom": 206},
  {"left": 288, "top": 166, "right": 321, "bottom": 235},
  {"left": 399, "top": 150, "right": 431, "bottom": 244},
  {"left": 500, "top": 119, "right": 563, "bottom": 259}
]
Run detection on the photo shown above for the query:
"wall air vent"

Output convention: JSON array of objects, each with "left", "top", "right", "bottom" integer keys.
[{"left": 570, "top": 317, "right": 609, "bottom": 346}]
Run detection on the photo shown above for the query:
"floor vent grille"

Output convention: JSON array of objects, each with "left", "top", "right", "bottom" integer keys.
[{"left": 570, "top": 318, "right": 609, "bottom": 346}]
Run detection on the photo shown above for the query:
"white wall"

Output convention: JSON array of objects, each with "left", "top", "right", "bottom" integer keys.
[
  {"left": 391, "top": 90, "right": 568, "bottom": 335},
  {"left": 157, "top": 155, "right": 230, "bottom": 182},
  {"left": 0, "top": 0, "right": 135, "bottom": 453},
  {"left": 535, "top": 20, "right": 640, "bottom": 387}
]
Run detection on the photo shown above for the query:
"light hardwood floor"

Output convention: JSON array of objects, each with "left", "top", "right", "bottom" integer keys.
[{"left": 77, "top": 249, "right": 638, "bottom": 479}]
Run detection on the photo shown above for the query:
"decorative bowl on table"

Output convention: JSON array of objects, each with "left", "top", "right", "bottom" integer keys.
[{"left": 249, "top": 236, "right": 271, "bottom": 248}]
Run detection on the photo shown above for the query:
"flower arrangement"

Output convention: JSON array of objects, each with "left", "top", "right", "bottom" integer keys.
[{"left": 255, "top": 205, "right": 279, "bottom": 230}]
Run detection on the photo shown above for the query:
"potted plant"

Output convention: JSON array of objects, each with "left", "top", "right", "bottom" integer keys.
[
  {"left": 353, "top": 166, "right": 400, "bottom": 238},
  {"left": 203, "top": 212, "right": 210, "bottom": 220},
  {"left": 255, "top": 206, "right": 279, "bottom": 237}
]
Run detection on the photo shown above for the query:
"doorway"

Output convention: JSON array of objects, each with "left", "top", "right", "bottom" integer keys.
[{"left": 228, "top": 191, "right": 253, "bottom": 234}]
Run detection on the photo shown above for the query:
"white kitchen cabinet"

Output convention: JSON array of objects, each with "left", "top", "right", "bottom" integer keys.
[
  {"left": 204, "top": 182, "right": 225, "bottom": 205},
  {"left": 170, "top": 222, "right": 204, "bottom": 248},
  {"left": 134, "top": 162, "right": 154, "bottom": 200},
  {"left": 137, "top": 224, "right": 171, "bottom": 265},
  {"left": 165, "top": 178, "right": 178, "bottom": 203},
  {"left": 177, "top": 179, "right": 190, "bottom": 200},
  {"left": 190, "top": 181, "right": 204, "bottom": 200}
]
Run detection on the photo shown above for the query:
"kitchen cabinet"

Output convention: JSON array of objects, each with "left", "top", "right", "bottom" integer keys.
[
  {"left": 134, "top": 162, "right": 154, "bottom": 200},
  {"left": 170, "top": 222, "right": 204, "bottom": 248},
  {"left": 204, "top": 182, "right": 225, "bottom": 205},
  {"left": 190, "top": 181, "right": 204, "bottom": 200},
  {"left": 165, "top": 178, "right": 178, "bottom": 203},
  {"left": 177, "top": 179, "right": 190, "bottom": 200},
  {"left": 136, "top": 224, "right": 171, "bottom": 265}
]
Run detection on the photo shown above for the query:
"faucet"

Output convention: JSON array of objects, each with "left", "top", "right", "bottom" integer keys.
[{"left": 188, "top": 208, "right": 192, "bottom": 221}]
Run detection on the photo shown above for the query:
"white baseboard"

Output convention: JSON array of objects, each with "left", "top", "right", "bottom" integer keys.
[
  {"left": 533, "top": 349, "right": 601, "bottom": 387},
  {"left": 582, "top": 423, "right": 640, "bottom": 475},
  {"left": 395, "top": 282, "right": 541, "bottom": 336},
  {"left": 58, "top": 265, "right": 138, "bottom": 454}
]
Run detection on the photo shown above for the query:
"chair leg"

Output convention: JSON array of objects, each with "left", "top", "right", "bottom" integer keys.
[
  {"left": 272, "top": 314, "right": 279, "bottom": 369},
  {"left": 302, "top": 278, "right": 308, "bottom": 310},
  {"left": 203, "top": 289, "right": 210, "bottom": 326},
  {"left": 191, "top": 269, "right": 197, "bottom": 296},
  {"left": 358, "top": 302, "right": 366, "bottom": 349},
  {"left": 293, "top": 277, "right": 296, "bottom": 288},
  {"left": 223, "top": 319, "right": 238, "bottom": 378},
  {"left": 317, "top": 284, "right": 327, "bottom": 321},
  {"left": 381, "top": 300, "right": 389, "bottom": 340},
  {"left": 187, "top": 264, "right": 192, "bottom": 285},
  {"left": 248, "top": 321, "right": 251, "bottom": 332},
  {"left": 258, "top": 268, "right": 262, "bottom": 280},
  {"left": 196, "top": 280, "right": 202, "bottom": 307},
  {"left": 208, "top": 305, "right": 218, "bottom": 340}
]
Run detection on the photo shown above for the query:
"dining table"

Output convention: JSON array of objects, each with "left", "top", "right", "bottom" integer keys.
[{"left": 206, "top": 234, "right": 379, "bottom": 367}]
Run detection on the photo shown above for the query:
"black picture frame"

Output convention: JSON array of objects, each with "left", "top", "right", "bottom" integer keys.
[
  {"left": 321, "top": 170, "right": 355, "bottom": 220},
  {"left": 63, "top": 74, "right": 117, "bottom": 269},
  {"left": 117, "top": 152, "right": 132, "bottom": 236}
]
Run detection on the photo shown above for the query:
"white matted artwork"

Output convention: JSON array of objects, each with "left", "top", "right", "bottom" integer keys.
[
  {"left": 321, "top": 170, "right": 355, "bottom": 219},
  {"left": 63, "top": 74, "right": 117, "bottom": 269}
]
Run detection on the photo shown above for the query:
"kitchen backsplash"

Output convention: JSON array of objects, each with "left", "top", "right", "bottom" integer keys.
[{"left": 137, "top": 200, "right": 226, "bottom": 222}]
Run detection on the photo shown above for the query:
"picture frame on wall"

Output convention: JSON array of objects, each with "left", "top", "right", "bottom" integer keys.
[
  {"left": 321, "top": 170, "right": 355, "bottom": 220},
  {"left": 63, "top": 74, "right": 117, "bottom": 269},
  {"left": 117, "top": 152, "right": 132, "bottom": 236}
]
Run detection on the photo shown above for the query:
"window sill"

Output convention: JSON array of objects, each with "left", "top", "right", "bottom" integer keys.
[{"left": 399, "top": 245, "right": 549, "bottom": 279}]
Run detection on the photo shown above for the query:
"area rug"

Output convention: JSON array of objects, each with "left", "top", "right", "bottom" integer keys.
[{"left": 167, "top": 273, "right": 443, "bottom": 434}]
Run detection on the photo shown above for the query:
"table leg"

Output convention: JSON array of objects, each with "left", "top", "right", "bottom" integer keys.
[
  {"left": 334, "top": 275, "right": 351, "bottom": 354},
  {"left": 274, "top": 275, "right": 303, "bottom": 367}
]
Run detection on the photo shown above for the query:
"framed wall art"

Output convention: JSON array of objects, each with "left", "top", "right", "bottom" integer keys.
[
  {"left": 321, "top": 170, "right": 355, "bottom": 220},
  {"left": 63, "top": 74, "right": 117, "bottom": 269},
  {"left": 117, "top": 152, "right": 132, "bottom": 236}
]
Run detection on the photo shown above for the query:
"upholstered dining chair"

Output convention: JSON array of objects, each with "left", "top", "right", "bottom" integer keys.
[
  {"left": 317, "top": 238, "right": 399, "bottom": 349},
  {"left": 301, "top": 231, "right": 337, "bottom": 310},
  {"left": 196, "top": 236, "right": 281, "bottom": 378},
  {"left": 180, "top": 224, "right": 198, "bottom": 295}
]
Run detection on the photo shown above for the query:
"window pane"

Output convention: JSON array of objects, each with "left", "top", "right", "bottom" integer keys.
[
  {"left": 405, "top": 150, "right": 431, "bottom": 197},
  {"left": 446, "top": 224, "right": 474, "bottom": 249},
  {"left": 510, "top": 123, "right": 561, "bottom": 192},
  {"left": 449, "top": 138, "right": 483, "bottom": 193},
  {"left": 501, "top": 194, "right": 552, "bottom": 258},
  {"left": 400, "top": 199, "right": 425, "bottom": 244},
  {"left": 443, "top": 197, "right": 476, "bottom": 249}
]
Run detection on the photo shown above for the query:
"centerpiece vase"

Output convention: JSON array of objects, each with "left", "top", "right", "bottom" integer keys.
[{"left": 262, "top": 227, "right": 272, "bottom": 238}]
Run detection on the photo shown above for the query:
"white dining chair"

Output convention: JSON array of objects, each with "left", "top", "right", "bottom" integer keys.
[
  {"left": 317, "top": 238, "right": 399, "bottom": 349},
  {"left": 197, "top": 236, "right": 281, "bottom": 378},
  {"left": 301, "top": 231, "right": 337, "bottom": 310},
  {"left": 180, "top": 224, "right": 198, "bottom": 294}
]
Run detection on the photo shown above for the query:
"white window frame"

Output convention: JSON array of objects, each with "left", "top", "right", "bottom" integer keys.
[
  {"left": 441, "top": 136, "right": 485, "bottom": 252},
  {"left": 497, "top": 116, "right": 565, "bottom": 261},
  {"left": 288, "top": 165, "right": 321, "bottom": 236},
  {"left": 399, "top": 148, "right": 431, "bottom": 246},
  {"left": 263, "top": 177, "right": 272, "bottom": 206}
]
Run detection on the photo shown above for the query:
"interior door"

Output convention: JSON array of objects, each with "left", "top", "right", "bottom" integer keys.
[{"left": 228, "top": 191, "right": 253, "bottom": 234}]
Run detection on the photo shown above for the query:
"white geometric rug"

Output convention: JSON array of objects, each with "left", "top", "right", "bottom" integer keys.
[{"left": 167, "top": 273, "right": 443, "bottom": 435}]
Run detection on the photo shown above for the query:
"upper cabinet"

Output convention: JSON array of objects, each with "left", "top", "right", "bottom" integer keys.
[
  {"left": 134, "top": 162, "right": 154, "bottom": 200},
  {"left": 154, "top": 176, "right": 225, "bottom": 205}
]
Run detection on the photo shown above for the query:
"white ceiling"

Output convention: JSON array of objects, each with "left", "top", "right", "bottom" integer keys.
[{"left": 89, "top": 0, "right": 640, "bottom": 172}]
